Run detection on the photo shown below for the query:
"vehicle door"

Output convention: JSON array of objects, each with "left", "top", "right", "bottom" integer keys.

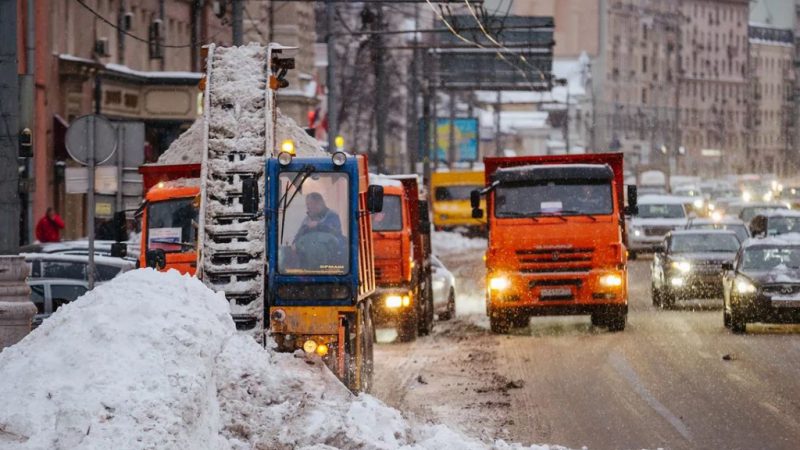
[{"left": 50, "top": 283, "right": 89, "bottom": 313}]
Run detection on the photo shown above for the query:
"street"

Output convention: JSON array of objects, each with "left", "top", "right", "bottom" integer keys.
[{"left": 374, "top": 243, "right": 800, "bottom": 450}]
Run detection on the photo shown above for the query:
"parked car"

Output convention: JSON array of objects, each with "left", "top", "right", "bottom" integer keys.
[
  {"left": 685, "top": 217, "right": 750, "bottom": 242},
  {"left": 747, "top": 210, "right": 800, "bottom": 238},
  {"left": 627, "top": 195, "right": 689, "bottom": 258},
  {"left": 23, "top": 253, "right": 135, "bottom": 283},
  {"left": 430, "top": 254, "right": 456, "bottom": 320},
  {"left": 28, "top": 278, "right": 89, "bottom": 328},
  {"left": 722, "top": 237, "right": 800, "bottom": 333},
  {"left": 20, "top": 240, "right": 139, "bottom": 261},
  {"left": 651, "top": 229, "right": 740, "bottom": 307}
]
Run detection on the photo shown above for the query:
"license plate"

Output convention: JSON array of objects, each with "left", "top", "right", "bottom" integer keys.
[{"left": 540, "top": 287, "right": 572, "bottom": 298}]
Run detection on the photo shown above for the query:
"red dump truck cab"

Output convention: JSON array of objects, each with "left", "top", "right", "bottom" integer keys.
[
  {"left": 137, "top": 163, "right": 201, "bottom": 275},
  {"left": 479, "top": 153, "right": 635, "bottom": 333},
  {"left": 370, "top": 175, "right": 434, "bottom": 341}
]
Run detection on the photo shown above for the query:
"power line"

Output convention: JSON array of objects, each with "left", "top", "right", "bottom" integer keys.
[{"left": 74, "top": 0, "right": 195, "bottom": 48}]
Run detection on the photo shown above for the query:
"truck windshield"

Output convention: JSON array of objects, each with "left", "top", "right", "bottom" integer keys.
[
  {"left": 147, "top": 199, "right": 197, "bottom": 253},
  {"left": 278, "top": 172, "right": 350, "bottom": 275},
  {"left": 494, "top": 182, "right": 613, "bottom": 217},
  {"left": 435, "top": 185, "right": 480, "bottom": 201},
  {"left": 372, "top": 195, "right": 403, "bottom": 231},
  {"left": 637, "top": 204, "right": 685, "bottom": 219}
]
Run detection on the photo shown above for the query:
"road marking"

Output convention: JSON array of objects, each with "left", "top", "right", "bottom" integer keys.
[{"left": 609, "top": 352, "right": 693, "bottom": 442}]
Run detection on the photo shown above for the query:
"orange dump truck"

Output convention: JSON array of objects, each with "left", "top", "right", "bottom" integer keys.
[
  {"left": 137, "top": 163, "right": 201, "bottom": 275},
  {"left": 370, "top": 175, "right": 434, "bottom": 341},
  {"left": 473, "top": 153, "right": 637, "bottom": 333}
]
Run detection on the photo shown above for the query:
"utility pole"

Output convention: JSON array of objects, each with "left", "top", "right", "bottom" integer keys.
[
  {"left": 564, "top": 88, "right": 570, "bottom": 153},
  {"left": 494, "top": 91, "right": 502, "bottom": 156},
  {"left": 448, "top": 90, "right": 456, "bottom": 167},
  {"left": 232, "top": 0, "right": 244, "bottom": 45},
  {"left": 0, "top": 0, "right": 20, "bottom": 254},
  {"left": 374, "top": 5, "right": 387, "bottom": 173},
  {"left": 326, "top": 0, "right": 337, "bottom": 152},
  {"left": 422, "top": 51, "right": 432, "bottom": 185}
]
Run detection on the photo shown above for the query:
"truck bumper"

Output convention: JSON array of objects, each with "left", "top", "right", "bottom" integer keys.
[
  {"left": 269, "top": 305, "right": 354, "bottom": 352},
  {"left": 371, "top": 286, "right": 414, "bottom": 325}
]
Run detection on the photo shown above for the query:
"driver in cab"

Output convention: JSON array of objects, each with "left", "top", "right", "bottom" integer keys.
[{"left": 294, "top": 192, "right": 343, "bottom": 243}]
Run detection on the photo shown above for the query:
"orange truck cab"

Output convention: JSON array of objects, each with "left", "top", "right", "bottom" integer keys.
[
  {"left": 370, "top": 175, "right": 434, "bottom": 341},
  {"left": 137, "top": 163, "right": 201, "bottom": 275},
  {"left": 474, "top": 153, "right": 638, "bottom": 333}
]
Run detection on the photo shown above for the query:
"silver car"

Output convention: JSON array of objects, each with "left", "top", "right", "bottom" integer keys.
[
  {"left": 431, "top": 254, "right": 456, "bottom": 320},
  {"left": 28, "top": 278, "right": 90, "bottom": 329}
]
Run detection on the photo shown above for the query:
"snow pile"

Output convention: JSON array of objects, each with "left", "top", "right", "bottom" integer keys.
[
  {"left": 157, "top": 111, "right": 323, "bottom": 165},
  {"left": 432, "top": 230, "right": 487, "bottom": 258},
  {"left": 0, "top": 269, "right": 562, "bottom": 450}
]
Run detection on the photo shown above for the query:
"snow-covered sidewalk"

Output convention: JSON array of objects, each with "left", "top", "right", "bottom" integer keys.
[{"left": 0, "top": 269, "right": 562, "bottom": 450}]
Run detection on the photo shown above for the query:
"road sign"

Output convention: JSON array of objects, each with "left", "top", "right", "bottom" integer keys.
[{"left": 65, "top": 114, "right": 118, "bottom": 166}]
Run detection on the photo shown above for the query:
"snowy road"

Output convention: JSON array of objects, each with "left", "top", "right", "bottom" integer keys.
[{"left": 373, "top": 242, "right": 800, "bottom": 450}]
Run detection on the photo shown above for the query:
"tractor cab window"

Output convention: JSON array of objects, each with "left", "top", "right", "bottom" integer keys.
[
  {"left": 146, "top": 199, "right": 198, "bottom": 253},
  {"left": 435, "top": 185, "right": 480, "bottom": 201},
  {"left": 278, "top": 172, "right": 350, "bottom": 275},
  {"left": 372, "top": 195, "right": 403, "bottom": 232}
]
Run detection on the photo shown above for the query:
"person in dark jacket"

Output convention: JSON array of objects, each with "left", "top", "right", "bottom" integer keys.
[
  {"left": 294, "top": 192, "right": 343, "bottom": 242},
  {"left": 35, "top": 208, "right": 65, "bottom": 243}
]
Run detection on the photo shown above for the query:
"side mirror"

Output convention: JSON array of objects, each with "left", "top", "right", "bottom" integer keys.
[
  {"left": 145, "top": 249, "right": 166, "bottom": 270},
  {"left": 625, "top": 185, "right": 639, "bottom": 216},
  {"left": 241, "top": 178, "right": 259, "bottom": 214},
  {"left": 722, "top": 262, "right": 734, "bottom": 271},
  {"left": 110, "top": 242, "right": 127, "bottom": 258},
  {"left": 470, "top": 190, "right": 481, "bottom": 209},
  {"left": 367, "top": 185, "right": 384, "bottom": 213},
  {"left": 472, "top": 208, "right": 484, "bottom": 219},
  {"left": 419, "top": 200, "right": 431, "bottom": 234}
]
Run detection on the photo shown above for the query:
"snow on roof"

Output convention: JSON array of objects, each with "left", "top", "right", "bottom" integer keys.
[
  {"left": 105, "top": 63, "right": 202, "bottom": 80},
  {"left": 0, "top": 269, "right": 559, "bottom": 449},
  {"left": 157, "top": 110, "right": 325, "bottom": 165},
  {"left": 369, "top": 173, "right": 403, "bottom": 188},
  {"left": 754, "top": 209, "right": 800, "bottom": 218},
  {"left": 669, "top": 228, "right": 738, "bottom": 236},
  {"left": 743, "top": 233, "right": 800, "bottom": 248},
  {"left": 638, "top": 194, "right": 692, "bottom": 205},
  {"left": 689, "top": 217, "right": 746, "bottom": 225},
  {"left": 21, "top": 252, "right": 135, "bottom": 268}
]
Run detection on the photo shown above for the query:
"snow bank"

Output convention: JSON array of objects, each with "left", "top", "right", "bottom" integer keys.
[
  {"left": 432, "top": 231, "right": 487, "bottom": 257},
  {"left": 0, "top": 269, "right": 562, "bottom": 450},
  {"left": 158, "top": 112, "right": 324, "bottom": 165}
]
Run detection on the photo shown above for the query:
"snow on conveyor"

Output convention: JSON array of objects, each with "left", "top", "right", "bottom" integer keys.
[{"left": 0, "top": 270, "right": 561, "bottom": 450}]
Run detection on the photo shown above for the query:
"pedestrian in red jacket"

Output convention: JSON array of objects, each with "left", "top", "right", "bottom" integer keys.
[{"left": 35, "top": 208, "right": 65, "bottom": 243}]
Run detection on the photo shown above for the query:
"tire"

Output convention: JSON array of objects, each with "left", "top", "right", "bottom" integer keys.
[
  {"left": 489, "top": 310, "right": 511, "bottom": 334},
  {"left": 661, "top": 289, "right": 675, "bottom": 309},
  {"left": 511, "top": 313, "right": 529, "bottom": 329},
  {"left": 730, "top": 306, "right": 746, "bottom": 334},
  {"left": 438, "top": 290, "right": 456, "bottom": 321},
  {"left": 651, "top": 283, "right": 662, "bottom": 308},
  {"left": 418, "top": 284, "right": 434, "bottom": 336},
  {"left": 606, "top": 308, "right": 627, "bottom": 332},
  {"left": 723, "top": 309, "right": 731, "bottom": 328},
  {"left": 359, "top": 303, "right": 374, "bottom": 394},
  {"left": 397, "top": 308, "right": 417, "bottom": 342},
  {"left": 628, "top": 251, "right": 637, "bottom": 261}
]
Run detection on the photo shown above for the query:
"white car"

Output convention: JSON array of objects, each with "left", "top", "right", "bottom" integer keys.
[
  {"left": 627, "top": 195, "right": 689, "bottom": 258},
  {"left": 28, "top": 278, "right": 90, "bottom": 329},
  {"left": 23, "top": 253, "right": 135, "bottom": 283},
  {"left": 431, "top": 254, "right": 456, "bottom": 320}
]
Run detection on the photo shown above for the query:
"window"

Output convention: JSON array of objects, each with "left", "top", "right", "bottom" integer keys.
[
  {"left": 42, "top": 261, "right": 86, "bottom": 280},
  {"left": 30, "top": 284, "right": 45, "bottom": 314},
  {"left": 670, "top": 234, "right": 740, "bottom": 253},
  {"left": 637, "top": 204, "right": 686, "bottom": 219},
  {"left": 494, "top": 182, "right": 613, "bottom": 218},
  {"left": 372, "top": 195, "right": 403, "bottom": 232},
  {"left": 277, "top": 171, "right": 350, "bottom": 275},
  {"left": 435, "top": 185, "right": 481, "bottom": 201},
  {"left": 147, "top": 199, "right": 198, "bottom": 253},
  {"left": 50, "top": 284, "right": 88, "bottom": 312},
  {"left": 642, "top": 55, "right": 647, "bottom": 73}
]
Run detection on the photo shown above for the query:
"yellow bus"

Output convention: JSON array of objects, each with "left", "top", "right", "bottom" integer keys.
[{"left": 430, "top": 170, "right": 487, "bottom": 233}]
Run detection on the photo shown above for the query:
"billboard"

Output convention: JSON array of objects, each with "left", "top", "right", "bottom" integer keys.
[{"left": 435, "top": 118, "right": 479, "bottom": 162}]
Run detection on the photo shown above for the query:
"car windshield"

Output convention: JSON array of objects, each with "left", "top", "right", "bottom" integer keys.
[
  {"left": 435, "top": 185, "right": 480, "bottom": 201},
  {"left": 741, "top": 206, "right": 787, "bottom": 223},
  {"left": 495, "top": 181, "right": 613, "bottom": 217},
  {"left": 670, "top": 234, "right": 740, "bottom": 253},
  {"left": 277, "top": 171, "right": 350, "bottom": 275},
  {"left": 372, "top": 195, "right": 402, "bottom": 232},
  {"left": 766, "top": 216, "right": 800, "bottom": 236},
  {"left": 147, "top": 199, "right": 198, "bottom": 253},
  {"left": 691, "top": 223, "right": 749, "bottom": 242},
  {"left": 743, "top": 247, "right": 800, "bottom": 270},
  {"left": 637, "top": 203, "right": 686, "bottom": 219}
]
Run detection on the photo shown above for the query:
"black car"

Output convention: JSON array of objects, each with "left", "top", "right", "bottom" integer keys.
[
  {"left": 651, "top": 229, "right": 740, "bottom": 308},
  {"left": 722, "top": 238, "right": 800, "bottom": 333},
  {"left": 747, "top": 210, "right": 800, "bottom": 238},
  {"left": 685, "top": 217, "right": 750, "bottom": 242}
]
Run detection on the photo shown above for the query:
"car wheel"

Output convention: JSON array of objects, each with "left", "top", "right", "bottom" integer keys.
[
  {"left": 651, "top": 283, "right": 662, "bottom": 307},
  {"left": 730, "top": 306, "right": 746, "bottom": 334},
  {"left": 723, "top": 309, "right": 731, "bottom": 328},
  {"left": 439, "top": 289, "right": 456, "bottom": 321},
  {"left": 661, "top": 289, "right": 675, "bottom": 309}
]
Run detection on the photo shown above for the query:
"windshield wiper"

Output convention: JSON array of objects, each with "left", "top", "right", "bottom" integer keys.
[
  {"left": 279, "top": 165, "right": 315, "bottom": 245},
  {"left": 556, "top": 209, "right": 598, "bottom": 221},
  {"left": 499, "top": 212, "right": 539, "bottom": 222},
  {"left": 149, "top": 239, "right": 196, "bottom": 249}
]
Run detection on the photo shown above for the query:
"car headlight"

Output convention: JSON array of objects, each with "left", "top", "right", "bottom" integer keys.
[
  {"left": 742, "top": 191, "right": 752, "bottom": 202},
  {"left": 670, "top": 277, "right": 684, "bottom": 287},
  {"left": 693, "top": 198, "right": 704, "bottom": 209},
  {"left": 735, "top": 278, "right": 757, "bottom": 295},
  {"left": 599, "top": 273, "right": 623, "bottom": 288},
  {"left": 632, "top": 227, "right": 642, "bottom": 237},
  {"left": 488, "top": 276, "right": 510, "bottom": 291},
  {"left": 671, "top": 261, "right": 692, "bottom": 273}
]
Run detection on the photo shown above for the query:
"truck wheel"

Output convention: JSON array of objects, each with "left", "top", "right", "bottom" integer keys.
[
  {"left": 723, "top": 309, "right": 731, "bottom": 328},
  {"left": 590, "top": 312, "right": 606, "bottom": 327},
  {"left": 512, "top": 313, "right": 529, "bottom": 329},
  {"left": 661, "top": 289, "right": 675, "bottom": 309},
  {"left": 489, "top": 310, "right": 511, "bottom": 334},
  {"left": 651, "top": 283, "right": 662, "bottom": 308},
  {"left": 359, "top": 303, "right": 374, "bottom": 393},
  {"left": 419, "top": 285, "right": 434, "bottom": 336},
  {"left": 730, "top": 306, "right": 746, "bottom": 334},
  {"left": 397, "top": 308, "right": 417, "bottom": 342},
  {"left": 628, "top": 251, "right": 637, "bottom": 261},
  {"left": 606, "top": 308, "right": 627, "bottom": 332}
]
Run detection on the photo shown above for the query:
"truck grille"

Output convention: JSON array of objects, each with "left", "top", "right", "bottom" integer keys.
[
  {"left": 762, "top": 284, "right": 800, "bottom": 296},
  {"left": 516, "top": 247, "right": 594, "bottom": 274}
]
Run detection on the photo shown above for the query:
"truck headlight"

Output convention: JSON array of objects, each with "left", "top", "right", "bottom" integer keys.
[
  {"left": 632, "top": 227, "right": 642, "bottom": 237},
  {"left": 670, "top": 277, "right": 684, "bottom": 287},
  {"left": 385, "top": 295, "right": 403, "bottom": 308},
  {"left": 735, "top": 278, "right": 757, "bottom": 295},
  {"left": 488, "top": 276, "right": 510, "bottom": 291},
  {"left": 693, "top": 198, "right": 704, "bottom": 209},
  {"left": 671, "top": 261, "right": 692, "bottom": 273},
  {"left": 599, "top": 273, "right": 623, "bottom": 287}
]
